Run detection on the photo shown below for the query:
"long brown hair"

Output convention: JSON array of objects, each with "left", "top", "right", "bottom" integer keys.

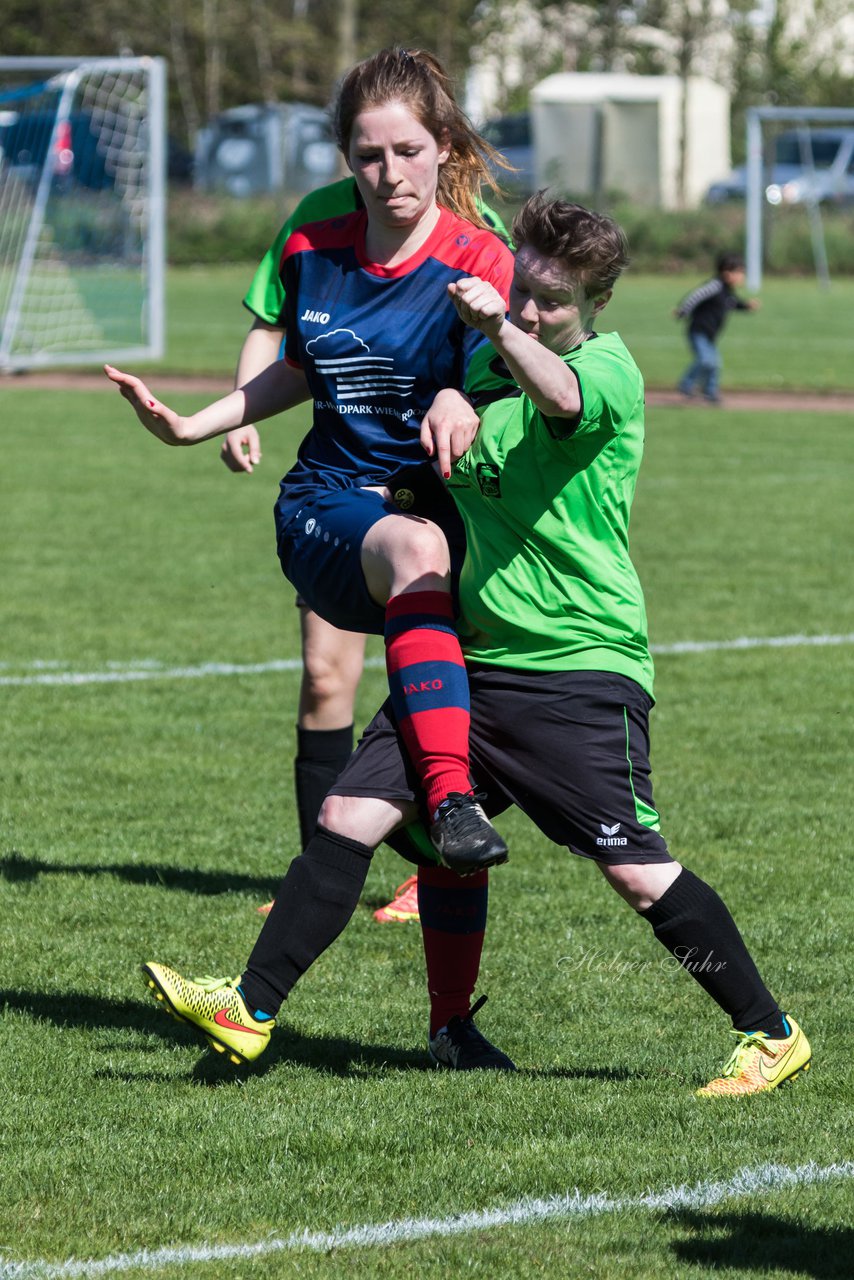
[{"left": 333, "top": 46, "right": 506, "bottom": 228}]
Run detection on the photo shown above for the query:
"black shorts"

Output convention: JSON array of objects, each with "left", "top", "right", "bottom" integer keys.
[{"left": 329, "top": 668, "right": 672, "bottom": 866}]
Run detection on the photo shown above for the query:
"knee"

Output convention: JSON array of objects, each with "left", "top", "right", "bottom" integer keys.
[
  {"left": 392, "top": 520, "right": 450, "bottom": 582},
  {"left": 599, "top": 860, "right": 682, "bottom": 912},
  {"left": 317, "top": 793, "right": 348, "bottom": 832},
  {"left": 317, "top": 793, "right": 414, "bottom": 847},
  {"left": 301, "top": 649, "right": 363, "bottom": 706}
]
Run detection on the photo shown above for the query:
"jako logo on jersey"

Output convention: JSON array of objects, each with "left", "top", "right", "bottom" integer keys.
[
  {"left": 304, "top": 518, "right": 317, "bottom": 535},
  {"left": 301, "top": 309, "right": 331, "bottom": 323},
  {"left": 597, "top": 821, "right": 628, "bottom": 847},
  {"left": 404, "top": 679, "right": 444, "bottom": 695}
]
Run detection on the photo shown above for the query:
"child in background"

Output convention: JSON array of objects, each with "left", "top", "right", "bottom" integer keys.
[{"left": 675, "top": 252, "right": 759, "bottom": 405}]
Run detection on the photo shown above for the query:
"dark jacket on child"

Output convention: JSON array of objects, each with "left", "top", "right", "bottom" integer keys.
[{"left": 675, "top": 278, "right": 751, "bottom": 341}]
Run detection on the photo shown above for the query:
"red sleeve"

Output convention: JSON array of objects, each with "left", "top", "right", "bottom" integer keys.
[
  {"left": 460, "top": 234, "right": 514, "bottom": 305},
  {"left": 278, "top": 210, "right": 364, "bottom": 278},
  {"left": 279, "top": 212, "right": 364, "bottom": 366},
  {"left": 432, "top": 212, "right": 514, "bottom": 304}
]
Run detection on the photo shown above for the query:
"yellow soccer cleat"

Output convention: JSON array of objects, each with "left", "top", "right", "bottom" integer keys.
[
  {"left": 697, "top": 1016, "right": 811, "bottom": 1097},
  {"left": 142, "top": 962, "right": 274, "bottom": 1065}
]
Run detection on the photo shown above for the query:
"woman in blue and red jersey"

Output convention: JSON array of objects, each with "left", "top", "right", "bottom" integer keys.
[
  {"left": 107, "top": 48, "right": 516, "bottom": 1059},
  {"left": 224, "top": 175, "right": 511, "bottom": 899}
]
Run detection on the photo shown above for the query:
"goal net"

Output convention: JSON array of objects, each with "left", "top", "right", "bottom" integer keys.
[{"left": 0, "top": 56, "right": 165, "bottom": 371}]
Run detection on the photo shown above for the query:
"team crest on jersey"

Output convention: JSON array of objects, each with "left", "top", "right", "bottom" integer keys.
[
  {"left": 393, "top": 487, "right": 416, "bottom": 511},
  {"left": 476, "top": 463, "right": 501, "bottom": 497}
]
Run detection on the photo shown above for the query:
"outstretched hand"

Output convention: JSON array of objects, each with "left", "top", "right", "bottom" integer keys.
[{"left": 103, "top": 365, "right": 187, "bottom": 445}]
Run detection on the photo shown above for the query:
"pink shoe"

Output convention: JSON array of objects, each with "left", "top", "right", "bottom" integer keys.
[{"left": 373, "top": 875, "right": 420, "bottom": 923}]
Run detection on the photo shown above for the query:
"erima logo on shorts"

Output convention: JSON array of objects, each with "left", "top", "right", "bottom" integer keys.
[
  {"left": 404, "top": 679, "right": 444, "bottom": 694},
  {"left": 301, "top": 308, "right": 331, "bottom": 323},
  {"left": 597, "top": 821, "right": 628, "bottom": 847}
]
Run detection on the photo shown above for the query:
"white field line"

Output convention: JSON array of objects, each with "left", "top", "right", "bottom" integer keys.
[
  {"left": 1, "top": 1160, "right": 852, "bottom": 1279},
  {"left": 1, "top": 632, "right": 853, "bottom": 688}
]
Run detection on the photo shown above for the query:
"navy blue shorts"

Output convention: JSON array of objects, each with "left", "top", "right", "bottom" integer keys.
[
  {"left": 275, "top": 464, "right": 466, "bottom": 635},
  {"left": 329, "top": 668, "right": 673, "bottom": 866}
]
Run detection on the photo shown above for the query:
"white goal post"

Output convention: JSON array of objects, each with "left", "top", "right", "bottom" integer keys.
[
  {"left": 745, "top": 105, "right": 854, "bottom": 292},
  {"left": 0, "top": 56, "right": 165, "bottom": 371}
]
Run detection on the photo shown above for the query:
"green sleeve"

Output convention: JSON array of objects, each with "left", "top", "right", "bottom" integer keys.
[
  {"left": 242, "top": 177, "right": 360, "bottom": 324},
  {"left": 476, "top": 198, "right": 512, "bottom": 248}
]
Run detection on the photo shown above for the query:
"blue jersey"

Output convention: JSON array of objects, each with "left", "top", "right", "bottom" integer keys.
[{"left": 277, "top": 206, "right": 513, "bottom": 505}]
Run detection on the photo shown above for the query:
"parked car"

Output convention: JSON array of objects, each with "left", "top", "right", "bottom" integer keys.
[
  {"left": 0, "top": 106, "right": 192, "bottom": 189},
  {"left": 0, "top": 108, "right": 111, "bottom": 189},
  {"left": 705, "top": 128, "right": 854, "bottom": 206},
  {"left": 480, "top": 112, "right": 535, "bottom": 193}
]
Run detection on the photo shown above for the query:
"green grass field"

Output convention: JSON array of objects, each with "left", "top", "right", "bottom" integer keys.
[{"left": 1, "top": 282, "right": 853, "bottom": 1278}]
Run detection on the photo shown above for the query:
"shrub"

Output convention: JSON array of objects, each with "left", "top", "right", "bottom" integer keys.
[
  {"left": 167, "top": 191, "right": 299, "bottom": 266},
  {"left": 165, "top": 189, "right": 854, "bottom": 275}
]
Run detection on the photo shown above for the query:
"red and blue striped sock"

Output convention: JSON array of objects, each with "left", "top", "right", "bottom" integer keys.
[
  {"left": 417, "top": 864, "right": 488, "bottom": 1036},
  {"left": 384, "top": 590, "right": 471, "bottom": 816}
]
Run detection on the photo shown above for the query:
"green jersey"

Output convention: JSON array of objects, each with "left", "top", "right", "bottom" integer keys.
[
  {"left": 242, "top": 178, "right": 512, "bottom": 324},
  {"left": 449, "top": 331, "right": 654, "bottom": 695}
]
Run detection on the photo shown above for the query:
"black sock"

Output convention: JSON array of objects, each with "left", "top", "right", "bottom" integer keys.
[
  {"left": 640, "top": 868, "right": 786, "bottom": 1036},
  {"left": 294, "top": 725, "right": 354, "bottom": 848},
  {"left": 240, "top": 826, "right": 374, "bottom": 1017}
]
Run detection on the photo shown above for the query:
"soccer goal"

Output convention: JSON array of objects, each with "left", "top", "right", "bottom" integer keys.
[
  {"left": 0, "top": 56, "right": 165, "bottom": 371},
  {"left": 745, "top": 105, "right": 854, "bottom": 292}
]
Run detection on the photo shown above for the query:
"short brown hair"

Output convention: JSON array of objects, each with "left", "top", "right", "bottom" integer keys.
[
  {"left": 512, "top": 191, "right": 629, "bottom": 296},
  {"left": 333, "top": 46, "right": 506, "bottom": 228}
]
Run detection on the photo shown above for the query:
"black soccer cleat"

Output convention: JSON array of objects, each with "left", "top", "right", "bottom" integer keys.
[
  {"left": 429, "top": 792, "right": 508, "bottom": 875},
  {"left": 428, "top": 995, "right": 517, "bottom": 1071}
]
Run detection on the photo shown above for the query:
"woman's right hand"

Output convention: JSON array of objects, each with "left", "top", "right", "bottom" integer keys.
[
  {"left": 104, "top": 365, "right": 188, "bottom": 445},
  {"left": 420, "top": 387, "right": 480, "bottom": 478},
  {"left": 448, "top": 276, "right": 506, "bottom": 339}
]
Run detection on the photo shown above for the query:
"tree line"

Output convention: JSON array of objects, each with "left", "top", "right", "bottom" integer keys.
[
  {"left": 2, "top": 0, "right": 851, "bottom": 152},
  {"left": 1, "top": 0, "right": 479, "bottom": 145}
]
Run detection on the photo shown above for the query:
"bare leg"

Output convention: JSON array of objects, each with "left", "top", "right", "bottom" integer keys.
[{"left": 294, "top": 608, "right": 366, "bottom": 846}]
